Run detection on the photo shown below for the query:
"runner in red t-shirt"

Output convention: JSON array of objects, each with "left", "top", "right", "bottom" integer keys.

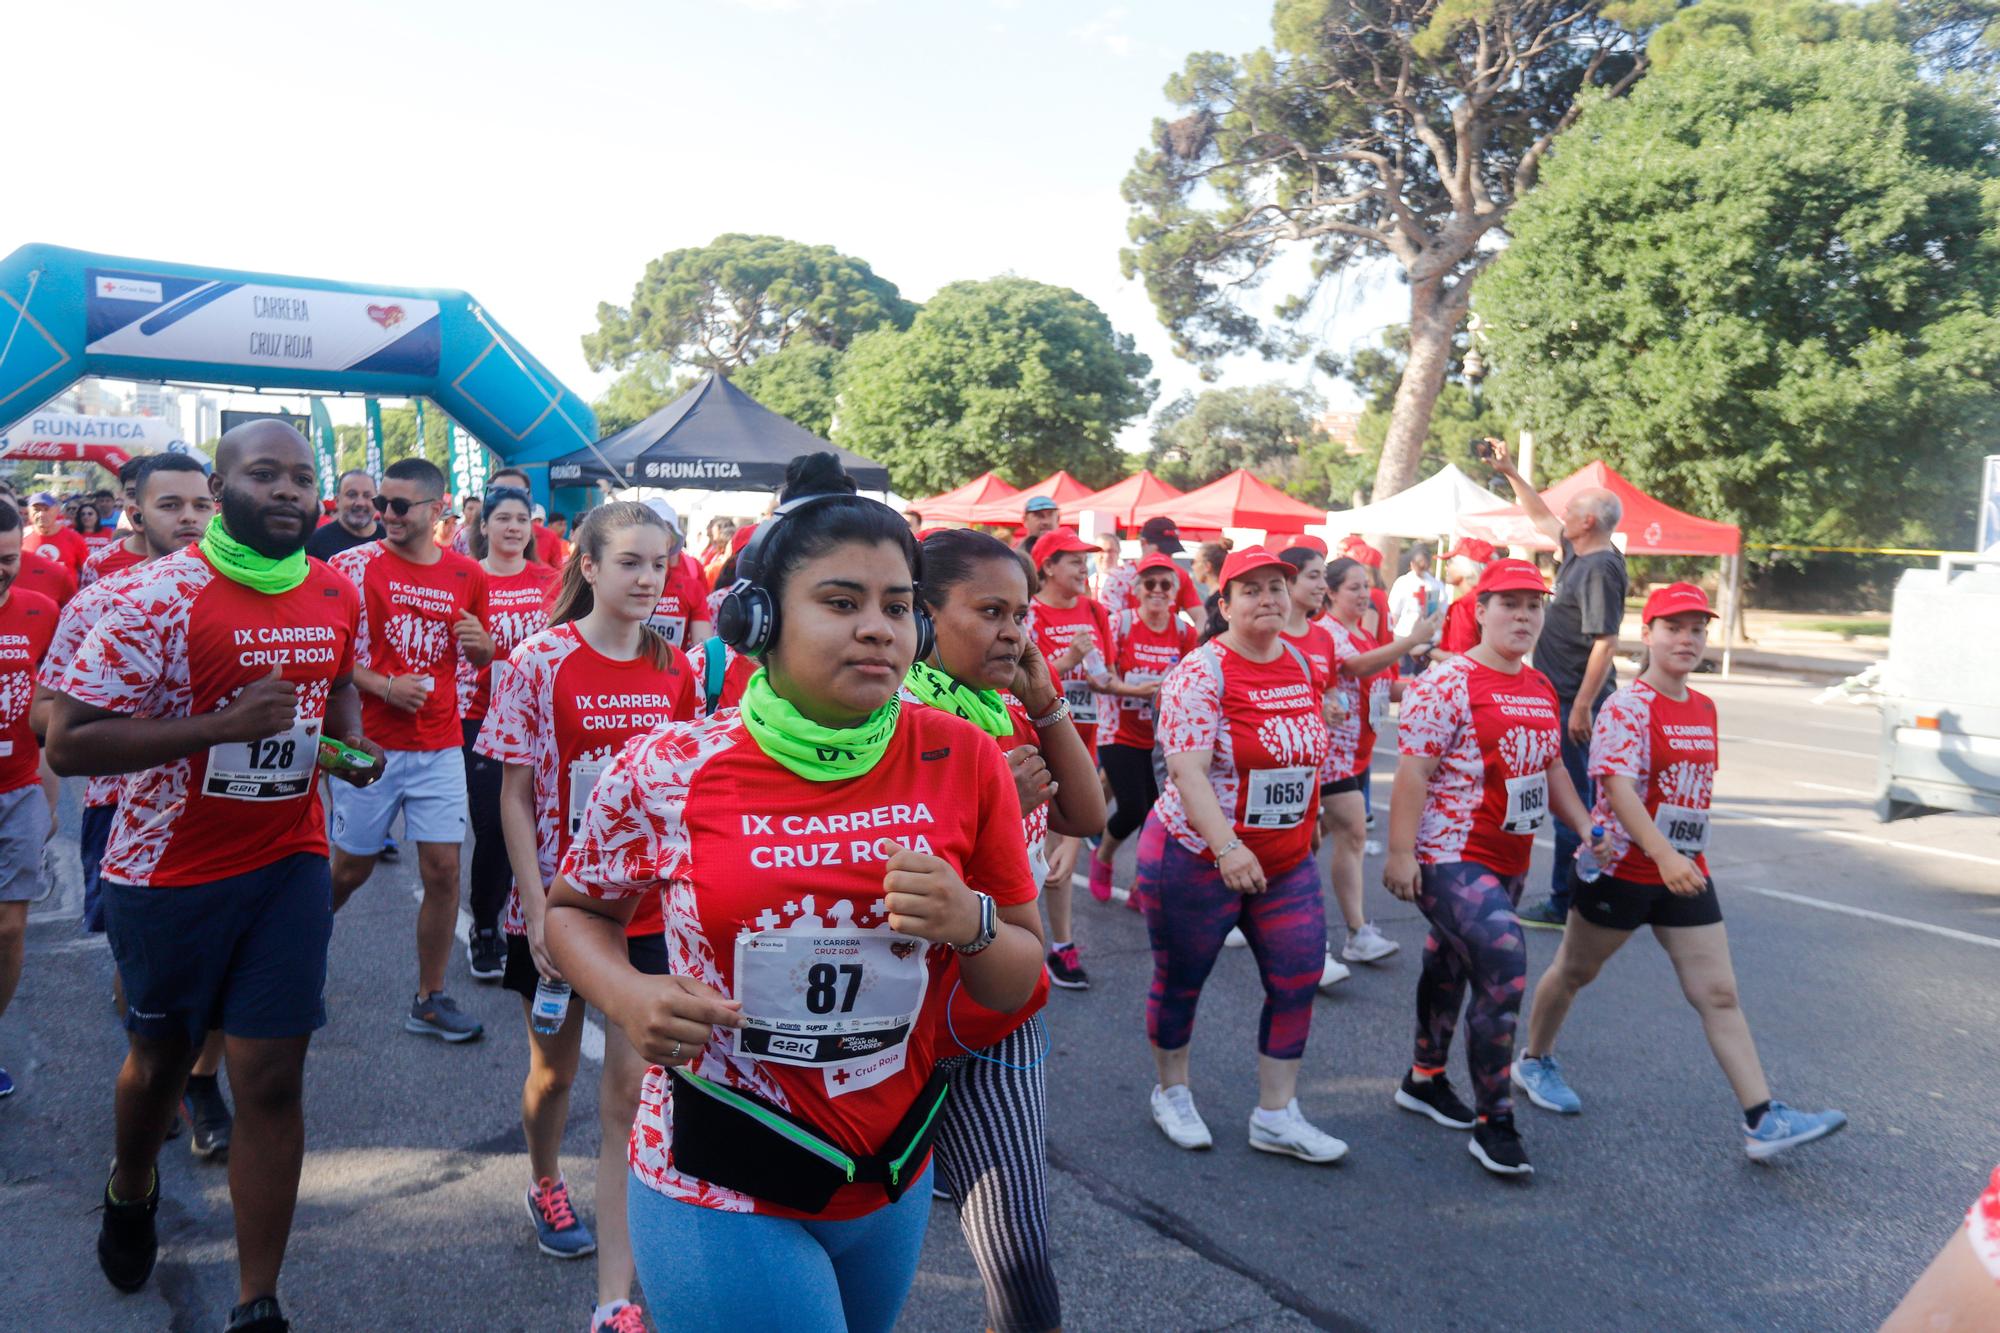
[
  {"left": 1516, "top": 583, "right": 1847, "bottom": 1161},
  {"left": 0, "top": 503, "right": 58, "bottom": 1109},
  {"left": 327, "top": 457, "right": 496, "bottom": 1043},
  {"left": 46, "top": 422, "right": 383, "bottom": 1327},
  {"left": 1385, "top": 558, "right": 1594, "bottom": 1179},
  {"left": 24, "top": 492, "right": 88, "bottom": 576},
  {"left": 456, "top": 484, "right": 560, "bottom": 978},
  {"left": 1427, "top": 538, "right": 1492, "bottom": 662},
  {"left": 544, "top": 458, "right": 1044, "bottom": 1331},
  {"left": 1088, "top": 554, "right": 1200, "bottom": 907},
  {"left": 1025, "top": 528, "right": 1115, "bottom": 990},
  {"left": 1140, "top": 547, "right": 1343, "bottom": 1164},
  {"left": 14, "top": 539, "right": 76, "bottom": 609},
  {"left": 479, "top": 500, "right": 699, "bottom": 1296}
]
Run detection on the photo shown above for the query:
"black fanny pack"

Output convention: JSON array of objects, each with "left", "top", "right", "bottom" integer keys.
[{"left": 669, "top": 1064, "right": 952, "bottom": 1214}]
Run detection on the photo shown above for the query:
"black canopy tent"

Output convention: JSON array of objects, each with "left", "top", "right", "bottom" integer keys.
[{"left": 546, "top": 372, "right": 889, "bottom": 491}]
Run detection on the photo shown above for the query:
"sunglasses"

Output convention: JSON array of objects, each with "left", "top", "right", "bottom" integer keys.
[
  {"left": 372, "top": 495, "right": 439, "bottom": 517},
  {"left": 1139, "top": 578, "right": 1178, "bottom": 592}
]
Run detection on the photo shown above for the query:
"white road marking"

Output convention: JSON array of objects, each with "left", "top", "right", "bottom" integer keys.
[
  {"left": 1720, "top": 734, "right": 1870, "bottom": 759},
  {"left": 1795, "top": 781, "right": 1873, "bottom": 797},
  {"left": 418, "top": 889, "right": 605, "bottom": 1063},
  {"left": 1713, "top": 812, "right": 2000, "bottom": 869},
  {"left": 1740, "top": 887, "right": 2000, "bottom": 952}
]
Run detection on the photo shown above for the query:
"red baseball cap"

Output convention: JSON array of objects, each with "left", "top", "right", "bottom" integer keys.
[
  {"left": 1474, "top": 558, "right": 1550, "bottom": 597},
  {"left": 1032, "top": 528, "right": 1097, "bottom": 569},
  {"left": 1446, "top": 536, "right": 1495, "bottom": 563},
  {"left": 1338, "top": 536, "right": 1384, "bottom": 568},
  {"left": 1642, "top": 582, "right": 1718, "bottom": 624},
  {"left": 1134, "top": 553, "right": 1181, "bottom": 577},
  {"left": 1217, "top": 546, "right": 1296, "bottom": 588}
]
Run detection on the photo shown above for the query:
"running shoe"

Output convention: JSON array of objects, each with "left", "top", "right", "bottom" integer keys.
[
  {"left": 1516, "top": 898, "right": 1567, "bottom": 930},
  {"left": 1317, "top": 954, "right": 1351, "bottom": 990},
  {"left": 1469, "top": 1115, "right": 1534, "bottom": 1176},
  {"left": 0, "top": 1066, "right": 14, "bottom": 1098},
  {"left": 526, "top": 1177, "right": 597, "bottom": 1258},
  {"left": 1087, "top": 857, "right": 1114, "bottom": 903},
  {"left": 1744, "top": 1102, "right": 1848, "bottom": 1162},
  {"left": 1046, "top": 944, "right": 1090, "bottom": 991},
  {"left": 96, "top": 1167, "right": 159, "bottom": 1292},
  {"left": 1394, "top": 1071, "right": 1476, "bottom": 1130},
  {"left": 406, "top": 991, "right": 484, "bottom": 1043},
  {"left": 1149, "top": 1083, "right": 1213, "bottom": 1151},
  {"left": 1223, "top": 926, "right": 1248, "bottom": 948},
  {"left": 1340, "top": 922, "right": 1400, "bottom": 963},
  {"left": 225, "top": 1296, "right": 290, "bottom": 1332},
  {"left": 183, "top": 1074, "right": 233, "bottom": 1161},
  {"left": 378, "top": 837, "right": 400, "bottom": 863},
  {"left": 592, "top": 1302, "right": 648, "bottom": 1333},
  {"left": 468, "top": 928, "right": 505, "bottom": 983},
  {"left": 1248, "top": 1100, "right": 1348, "bottom": 1164},
  {"left": 1512, "top": 1055, "right": 1582, "bottom": 1115}
]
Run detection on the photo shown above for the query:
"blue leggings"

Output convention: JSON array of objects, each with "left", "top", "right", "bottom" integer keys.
[{"left": 626, "top": 1164, "right": 934, "bottom": 1333}]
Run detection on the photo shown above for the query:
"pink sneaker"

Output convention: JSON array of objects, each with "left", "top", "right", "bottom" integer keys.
[
  {"left": 593, "top": 1301, "right": 648, "bottom": 1332},
  {"left": 1087, "top": 857, "right": 1114, "bottom": 903}
]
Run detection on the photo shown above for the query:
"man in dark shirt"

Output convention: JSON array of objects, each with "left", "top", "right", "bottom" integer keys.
[
  {"left": 305, "top": 469, "right": 385, "bottom": 561},
  {"left": 1486, "top": 438, "right": 1628, "bottom": 927}
]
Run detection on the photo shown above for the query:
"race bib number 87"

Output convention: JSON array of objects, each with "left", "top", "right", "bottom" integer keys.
[{"left": 732, "top": 929, "right": 930, "bottom": 1068}]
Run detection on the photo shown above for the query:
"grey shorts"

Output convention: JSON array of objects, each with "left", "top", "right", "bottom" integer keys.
[
  {"left": 0, "top": 783, "right": 49, "bottom": 904},
  {"left": 328, "top": 748, "right": 468, "bottom": 854}
]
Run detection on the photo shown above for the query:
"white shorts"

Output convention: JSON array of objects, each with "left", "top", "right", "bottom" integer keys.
[
  {"left": 0, "top": 784, "right": 49, "bottom": 903},
  {"left": 329, "top": 749, "right": 468, "bottom": 854}
]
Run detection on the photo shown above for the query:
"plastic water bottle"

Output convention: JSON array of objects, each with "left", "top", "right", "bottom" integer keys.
[
  {"left": 1573, "top": 826, "right": 1607, "bottom": 884},
  {"left": 530, "top": 978, "right": 571, "bottom": 1035}
]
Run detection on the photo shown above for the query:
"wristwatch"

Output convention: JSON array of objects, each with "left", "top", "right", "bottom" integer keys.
[
  {"left": 955, "top": 891, "right": 998, "bottom": 955},
  {"left": 1027, "top": 698, "right": 1070, "bottom": 729}
]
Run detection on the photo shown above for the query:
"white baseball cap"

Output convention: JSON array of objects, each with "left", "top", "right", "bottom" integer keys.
[{"left": 644, "top": 499, "right": 682, "bottom": 537}]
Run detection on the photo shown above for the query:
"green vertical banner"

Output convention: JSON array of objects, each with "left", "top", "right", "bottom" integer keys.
[
  {"left": 364, "top": 399, "right": 385, "bottom": 480},
  {"left": 308, "top": 398, "right": 339, "bottom": 501},
  {"left": 413, "top": 399, "right": 429, "bottom": 471}
]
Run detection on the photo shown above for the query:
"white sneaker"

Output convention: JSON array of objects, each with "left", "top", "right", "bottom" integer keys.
[
  {"left": 1341, "top": 922, "right": 1400, "bottom": 964},
  {"left": 1223, "top": 926, "right": 1248, "bottom": 948},
  {"left": 1318, "top": 954, "right": 1352, "bottom": 990},
  {"left": 1150, "top": 1084, "right": 1213, "bottom": 1151},
  {"left": 1248, "top": 1099, "right": 1348, "bottom": 1164}
]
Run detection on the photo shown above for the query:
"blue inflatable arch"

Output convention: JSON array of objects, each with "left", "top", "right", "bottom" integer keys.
[{"left": 0, "top": 243, "right": 597, "bottom": 479}]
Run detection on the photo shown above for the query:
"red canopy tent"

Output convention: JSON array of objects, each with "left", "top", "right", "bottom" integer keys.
[
  {"left": 1068, "top": 469, "right": 1184, "bottom": 528},
  {"left": 967, "top": 469, "right": 1098, "bottom": 527},
  {"left": 1456, "top": 461, "right": 1740, "bottom": 556},
  {"left": 1131, "top": 469, "right": 1327, "bottom": 535},
  {"left": 911, "top": 471, "right": 1019, "bottom": 525}
]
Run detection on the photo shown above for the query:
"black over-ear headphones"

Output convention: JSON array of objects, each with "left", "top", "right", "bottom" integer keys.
[{"left": 714, "top": 491, "right": 935, "bottom": 661}]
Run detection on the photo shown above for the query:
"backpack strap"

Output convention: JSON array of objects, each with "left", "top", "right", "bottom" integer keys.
[{"left": 701, "top": 635, "right": 727, "bottom": 716}]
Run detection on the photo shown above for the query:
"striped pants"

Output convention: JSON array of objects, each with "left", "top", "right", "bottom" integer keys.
[{"left": 933, "top": 1017, "right": 1062, "bottom": 1333}]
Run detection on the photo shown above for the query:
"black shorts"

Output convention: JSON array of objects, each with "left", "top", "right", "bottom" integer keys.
[
  {"left": 502, "top": 930, "right": 670, "bottom": 1000},
  {"left": 1570, "top": 870, "right": 1723, "bottom": 932},
  {"left": 1321, "top": 773, "right": 1365, "bottom": 797}
]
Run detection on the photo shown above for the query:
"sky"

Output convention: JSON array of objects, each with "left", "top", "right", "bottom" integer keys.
[{"left": 9, "top": 0, "right": 1408, "bottom": 445}]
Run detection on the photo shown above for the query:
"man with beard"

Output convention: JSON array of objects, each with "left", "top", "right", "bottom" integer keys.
[
  {"left": 327, "top": 457, "right": 493, "bottom": 1043},
  {"left": 304, "top": 469, "right": 384, "bottom": 562},
  {"left": 48, "top": 421, "right": 384, "bottom": 1333},
  {"left": 0, "top": 497, "right": 59, "bottom": 1103}
]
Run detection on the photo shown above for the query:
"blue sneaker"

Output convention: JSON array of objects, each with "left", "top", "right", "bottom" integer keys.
[
  {"left": 1745, "top": 1102, "right": 1847, "bottom": 1161},
  {"left": 1512, "top": 1055, "right": 1582, "bottom": 1115},
  {"left": 526, "top": 1177, "right": 596, "bottom": 1258},
  {"left": 0, "top": 1066, "right": 14, "bottom": 1098}
]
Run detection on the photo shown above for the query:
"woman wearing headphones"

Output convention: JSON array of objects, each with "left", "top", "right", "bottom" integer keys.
[
  {"left": 477, "top": 501, "right": 699, "bottom": 1333},
  {"left": 547, "top": 454, "right": 1044, "bottom": 1333},
  {"left": 904, "top": 526, "right": 1106, "bottom": 1333}
]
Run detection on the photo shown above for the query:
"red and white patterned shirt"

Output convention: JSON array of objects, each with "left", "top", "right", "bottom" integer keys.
[
  {"left": 1107, "top": 610, "right": 1198, "bottom": 750},
  {"left": 458, "top": 563, "right": 558, "bottom": 722},
  {"left": 1398, "top": 654, "right": 1562, "bottom": 875},
  {"left": 0, "top": 590, "right": 56, "bottom": 796},
  {"left": 80, "top": 539, "right": 145, "bottom": 589},
  {"left": 560, "top": 706, "right": 1033, "bottom": 1220},
  {"left": 41, "top": 574, "right": 144, "bottom": 808},
  {"left": 1154, "top": 640, "right": 1329, "bottom": 872},
  {"left": 1970, "top": 1166, "right": 2000, "bottom": 1282},
  {"left": 477, "top": 624, "right": 696, "bottom": 937},
  {"left": 58, "top": 549, "right": 359, "bottom": 887},
  {"left": 330, "top": 541, "right": 488, "bottom": 752},
  {"left": 1026, "top": 595, "right": 1114, "bottom": 751},
  {"left": 1589, "top": 679, "right": 1718, "bottom": 883},
  {"left": 1322, "top": 615, "right": 1391, "bottom": 782}
]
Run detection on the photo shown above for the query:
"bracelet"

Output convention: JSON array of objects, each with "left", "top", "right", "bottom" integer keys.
[
  {"left": 1214, "top": 837, "right": 1244, "bottom": 859},
  {"left": 1027, "top": 698, "right": 1070, "bottom": 729}
]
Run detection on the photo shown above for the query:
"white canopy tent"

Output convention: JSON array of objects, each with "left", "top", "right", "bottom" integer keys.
[{"left": 1310, "top": 464, "right": 1512, "bottom": 541}]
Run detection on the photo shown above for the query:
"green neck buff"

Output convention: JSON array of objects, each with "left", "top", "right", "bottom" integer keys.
[
  {"left": 903, "top": 659, "right": 1012, "bottom": 738},
  {"left": 201, "top": 518, "right": 309, "bottom": 595},
  {"left": 739, "top": 668, "right": 900, "bottom": 782}
]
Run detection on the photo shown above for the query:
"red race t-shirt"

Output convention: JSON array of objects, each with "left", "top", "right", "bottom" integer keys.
[
  {"left": 646, "top": 554, "right": 711, "bottom": 650},
  {"left": 40, "top": 573, "right": 149, "bottom": 808},
  {"left": 1322, "top": 615, "right": 1391, "bottom": 781},
  {"left": 1027, "top": 595, "right": 1113, "bottom": 751},
  {"left": 1397, "top": 653, "right": 1562, "bottom": 876},
  {"left": 0, "top": 590, "right": 57, "bottom": 795},
  {"left": 479, "top": 623, "right": 697, "bottom": 938},
  {"left": 25, "top": 527, "right": 88, "bottom": 577},
  {"left": 1154, "top": 641, "right": 1330, "bottom": 872},
  {"left": 1282, "top": 621, "right": 1338, "bottom": 693},
  {"left": 16, "top": 553, "right": 75, "bottom": 609},
  {"left": 80, "top": 539, "right": 146, "bottom": 589},
  {"left": 561, "top": 705, "right": 1034, "bottom": 1221},
  {"left": 331, "top": 541, "right": 488, "bottom": 752},
  {"left": 1439, "top": 596, "right": 1479, "bottom": 654},
  {"left": 460, "top": 563, "right": 558, "bottom": 722},
  {"left": 1589, "top": 679, "right": 1718, "bottom": 884},
  {"left": 1107, "top": 610, "right": 1197, "bottom": 750},
  {"left": 59, "top": 549, "right": 360, "bottom": 887}
]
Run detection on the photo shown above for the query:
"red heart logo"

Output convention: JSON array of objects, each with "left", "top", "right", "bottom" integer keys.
[{"left": 366, "top": 304, "right": 405, "bottom": 329}]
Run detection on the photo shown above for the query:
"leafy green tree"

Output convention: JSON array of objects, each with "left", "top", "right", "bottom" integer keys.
[
  {"left": 592, "top": 354, "right": 697, "bottom": 436},
  {"left": 833, "top": 277, "right": 1156, "bottom": 495},
  {"left": 734, "top": 342, "right": 843, "bottom": 438},
  {"left": 1481, "top": 40, "right": 2000, "bottom": 546},
  {"left": 1122, "top": 0, "right": 1675, "bottom": 508},
  {"left": 1146, "top": 381, "right": 1330, "bottom": 491}
]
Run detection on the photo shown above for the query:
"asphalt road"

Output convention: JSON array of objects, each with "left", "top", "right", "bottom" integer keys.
[{"left": 6, "top": 673, "right": 1997, "bottom": 1332}]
